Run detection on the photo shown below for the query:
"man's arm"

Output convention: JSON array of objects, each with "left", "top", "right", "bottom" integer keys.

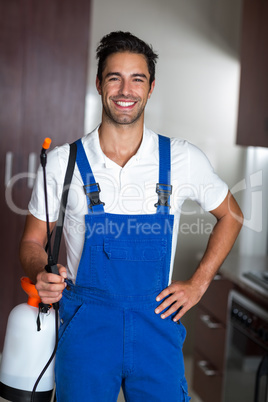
[
  {"left": 155, "top": 191, "right": 243, "bottom": 321},
  {"left": 19, "top": 213, "right": 67, "bottom": 304}
]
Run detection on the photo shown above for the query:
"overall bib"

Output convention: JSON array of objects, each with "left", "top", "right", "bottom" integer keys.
[{"left": 55, "top": 135, "right": 190, "bottom": 402}]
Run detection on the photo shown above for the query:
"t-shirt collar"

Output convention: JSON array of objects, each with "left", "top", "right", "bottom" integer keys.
[{"left": 92, "top": 125, "right": 149, "bottom": 169}]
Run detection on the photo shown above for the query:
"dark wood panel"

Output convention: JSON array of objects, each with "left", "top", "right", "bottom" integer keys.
[
  {"left": 193, "top": 276, "right": 233, "bottom": 401},
  {"left": 236, "top": 0, "right": 268, "bottom": 147},
  {"left": 0, "top": 0, "right": 91, "bottom": 350},
  {"left": 0, "top": 0, "right": 26, "bottom": 348},
  {"left": 21, "top": 0, "right": 91, "bottom": 153},
  {"left": 193, "top": 351, "right": 223, "bottom": 402},
  {"left": 195, "top": 306, "right": 226, "bottom": 370},
  {"left": 200, "top": 275, "right": 233, "bottom": 324}
]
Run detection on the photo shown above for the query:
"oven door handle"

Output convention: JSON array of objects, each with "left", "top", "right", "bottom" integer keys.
[
  {"left": 200, "top": 314, "right": 223, "bottom": 329},
  {"left": 254, "top": 354, "right": 268, "bottom": 402},
  {"left": 198, "top": 360, "right": 219, "bottom": 377}
]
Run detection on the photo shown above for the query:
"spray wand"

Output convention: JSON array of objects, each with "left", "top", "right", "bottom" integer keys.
[
  {"left": 31, "top": 138, "right": 60, "bottom": 402},
  {"left": 40, "top": 138, "right": 60, "bottom": 310}
]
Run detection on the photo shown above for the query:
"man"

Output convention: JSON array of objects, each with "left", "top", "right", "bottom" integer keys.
[{"left": 20, "top": 31, "right": 243, "bottom": 401}]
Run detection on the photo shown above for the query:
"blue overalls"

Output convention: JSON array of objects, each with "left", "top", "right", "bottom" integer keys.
[{"left": 55, "top": 135, "right": 190, "bottom": 401}]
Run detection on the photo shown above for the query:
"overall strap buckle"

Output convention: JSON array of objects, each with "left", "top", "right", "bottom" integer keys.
[
  {"left": 154, "top": 183, "right": 172, "bottom": 209},
  {"left": 83, "top": 183, "right": 105, "bottom": 211}
]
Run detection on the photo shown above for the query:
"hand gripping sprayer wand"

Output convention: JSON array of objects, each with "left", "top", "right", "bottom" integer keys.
[{"left": 31, "top": 138, "right": 61, "bottom": 402}]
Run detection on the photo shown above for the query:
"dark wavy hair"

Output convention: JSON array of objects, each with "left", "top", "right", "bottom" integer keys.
[{"left": 96, "top": 31, "right": 158, "bottom": 87}]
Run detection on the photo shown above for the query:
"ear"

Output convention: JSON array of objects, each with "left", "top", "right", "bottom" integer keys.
[
  {"left": 148, "top": 80, "right": 155, "bottom": 99},
  {"left": 96, "top": 75, "right": 102, "bottom": 95}
]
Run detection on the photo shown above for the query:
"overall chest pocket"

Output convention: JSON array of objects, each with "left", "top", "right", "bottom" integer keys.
[{"left": 89, "top": 238, "right": 167, "bottom": 296}]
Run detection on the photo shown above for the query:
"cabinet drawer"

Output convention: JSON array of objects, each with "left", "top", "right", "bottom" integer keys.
[
  {"left": 201, "top": 275, "right": 233, "bottom": 324},
  {"left": 195, "top": 306, "right": 226, "bottom": 370},
  {"left": 193, "top": 351, "right": 223, "bottom": 402}
]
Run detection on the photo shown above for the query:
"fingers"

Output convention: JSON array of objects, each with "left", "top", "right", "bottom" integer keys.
[
  {"left": 172, "top": 306, "right": 187, "bottom": 322},
  {"left": 58, "top": 264, "right": 68, "bottom": 280},
  {"left": 155, "top": 300, "right": 183, "bottom": 320},
  {"left": 37, "top": 289, "right": 64, "bottom": 305},
  {"left": 155, "top": 289, "right": 185, "bottom": 321},
  {"left": 36, "top": 267, "right": 67, "bottom": 304},
  {"left": 155, "top": 281, "right": 193, "bottom": 321},
  {"left": 156, "top": 282, "right": 183, "bottom": 302}
]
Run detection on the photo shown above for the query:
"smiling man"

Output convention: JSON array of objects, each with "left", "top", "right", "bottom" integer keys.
[
  {"left": 98, "top": 51, "right": 154, "bottom": 127},
  {"left": 96, "top": 48, "right": 155, "bottom": 167},
  {"left": 20, "top": 31, "right": 243, "bottom": 402}
]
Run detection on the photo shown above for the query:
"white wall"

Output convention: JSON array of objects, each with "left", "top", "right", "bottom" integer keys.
[
  {"left": 85, "top": 0, "right": 244, "bottom": 180},
  {"left": 84, "top": 0, "right": 246, "bottom": 353}
]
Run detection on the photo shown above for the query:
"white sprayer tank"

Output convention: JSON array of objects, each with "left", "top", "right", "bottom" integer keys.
[{"left": 0, "top": 277, "right": 56, "bottom": 401}]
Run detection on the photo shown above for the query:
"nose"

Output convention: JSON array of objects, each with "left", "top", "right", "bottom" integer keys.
[{"left": 119, "top": 78, "right": 131, "bottom": 97}]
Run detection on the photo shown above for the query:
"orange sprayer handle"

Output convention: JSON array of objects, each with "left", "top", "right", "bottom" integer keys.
[{"left": 42, "top": 137, "right": 52, "bottom": 150}]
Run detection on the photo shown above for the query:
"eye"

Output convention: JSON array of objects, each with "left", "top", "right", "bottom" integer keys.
[{"left": 133, "top": 78, "right": 144, "bottom": 82}]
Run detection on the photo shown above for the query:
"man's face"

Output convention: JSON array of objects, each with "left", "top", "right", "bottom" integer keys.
[{"left": 96, "top": 51, "right": 155, "bottom": 126}]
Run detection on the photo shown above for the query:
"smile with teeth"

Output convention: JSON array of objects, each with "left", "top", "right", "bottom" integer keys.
[{"left": 114, "top": 100, "right": 136, "bottom": 107}]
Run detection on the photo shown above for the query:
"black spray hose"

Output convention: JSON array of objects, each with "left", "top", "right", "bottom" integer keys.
[{"left": 30, "top": 307, "right": 59, "bottom": 402}]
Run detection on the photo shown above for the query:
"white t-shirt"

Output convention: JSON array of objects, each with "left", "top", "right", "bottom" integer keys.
[{"left": 29, "top": 126, "right": 228, "bottom": 284}]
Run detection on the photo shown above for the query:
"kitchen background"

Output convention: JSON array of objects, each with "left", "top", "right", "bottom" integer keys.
[
  {"left": 1, "top": 0, "right": 267, "bottom": 401},
  {"left": 85, "top": 0, "right": 268, "bottom": 354}
]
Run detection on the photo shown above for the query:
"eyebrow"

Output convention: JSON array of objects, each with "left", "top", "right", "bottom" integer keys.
[{"left": 105, "top": 72, "right": 148, "bottom": 80}]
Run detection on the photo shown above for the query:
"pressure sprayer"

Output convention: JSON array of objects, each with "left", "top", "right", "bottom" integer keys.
[{"left": 0, "top": 138, "right": 60, "bottom": 402}]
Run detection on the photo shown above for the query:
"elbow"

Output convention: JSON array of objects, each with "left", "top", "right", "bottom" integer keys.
[
  {"left": 228, "top": 192, "right": 244, "bottom": 230},
  {"left": 233, "top": 208, "right": 244, "bottom": 234},
  {"left": 238, "top": 210, "right": 244, "bottom": 232}
]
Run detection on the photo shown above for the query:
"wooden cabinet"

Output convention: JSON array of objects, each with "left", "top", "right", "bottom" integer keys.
[
  {"left": 236, "top": 0, "right": 268, "bottom": 147},
  {"left": 0, "top": 0, "right": 91, "bottom": 350},
  {"left": 192, "top": 275, "right": 233, "bottom": 402}
]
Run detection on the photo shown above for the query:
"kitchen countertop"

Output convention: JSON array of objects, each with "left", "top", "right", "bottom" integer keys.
[{"left": 219, "top": 253, "right": 268, "bottom": 304}]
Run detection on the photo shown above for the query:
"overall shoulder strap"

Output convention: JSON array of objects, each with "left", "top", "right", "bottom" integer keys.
[
  {"left": 52, "top": 142, "right": 77, "bottom": 264},
  {"left": 75, "top": 138, "right": 105, "bottom": 214},
  {"left": 155, "top": 134, "right": 172, "bottom": 214}
]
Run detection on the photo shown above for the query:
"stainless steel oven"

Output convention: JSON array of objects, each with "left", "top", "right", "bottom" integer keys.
[{"left": 223, "top": 290, "right": 268, "bottom": 402}]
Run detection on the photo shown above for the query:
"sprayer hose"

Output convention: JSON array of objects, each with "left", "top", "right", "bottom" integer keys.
[{"left": 31, "top": 307, "right": 59, "bottom": 402}]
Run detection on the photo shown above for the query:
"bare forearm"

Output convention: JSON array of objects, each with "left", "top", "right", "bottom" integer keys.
[
  {"left": 155, "top": 192, "right": 243, "bottom": 321},
  {"left": 19, "top": 240, "right": 48, "bottom": 284},
  {"left": 155, "top": 214, "right": 242, "bottom": 321},
  {"left": 19, "top": 214, "right": 66, "bottom": 303},
  {"left": 191, "top": 210, "right": 243, "bottom": 294}
]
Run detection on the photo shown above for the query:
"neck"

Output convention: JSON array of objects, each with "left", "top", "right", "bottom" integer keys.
[{"left": 98, "top": 119, "right": 144, "bottom": 167}]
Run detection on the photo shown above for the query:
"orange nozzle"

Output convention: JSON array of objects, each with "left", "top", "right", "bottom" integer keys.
[
  {"left": 42, "top": 137, "right": 52, "bottom": 150},
  {"left": 21, "top": 277, "right": 42, "bottom": 308}
]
